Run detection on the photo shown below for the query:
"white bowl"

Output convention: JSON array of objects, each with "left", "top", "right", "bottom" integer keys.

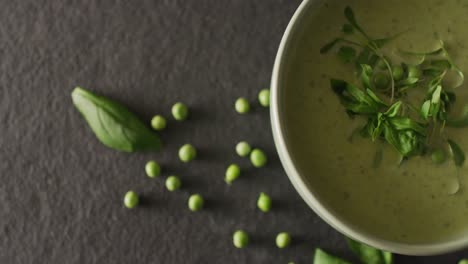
[{"left": 270, "top": 0, "right": 468, "bottom": 256}]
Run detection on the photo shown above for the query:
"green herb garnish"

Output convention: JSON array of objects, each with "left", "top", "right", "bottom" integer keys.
[
  {"left": 71, "top": 87, "right": 161, "bottom": 152},
  {"left": 321, "top": 6, "right": 466, "bottom": 167}
]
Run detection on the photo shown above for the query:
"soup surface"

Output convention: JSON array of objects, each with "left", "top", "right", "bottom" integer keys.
[{"left": 283, "top": 0, "right": 468, "bottom": 243}]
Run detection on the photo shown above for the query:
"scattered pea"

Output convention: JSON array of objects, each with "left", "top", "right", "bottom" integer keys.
[
  {"left": 276, "top": 232, "right": 291, "bottom": 248},
  {"left": 431, "top": 149, "right": 447, "bottom": 164},
  {"left": 235, "top": 97, "right": 250, "bottom": 114},
  {"left": 179, "top": 144, "right": 197, "bottom": 162},
  {"left": 258, "top": 89, "right": 270, "bottom": 107},
  {"left": 233, "top": 230, "right": 249, "bottom": 248},
  {"left": 145, "top": 160, "right": 160, "bottom": 178},
  {"left": 250, "top": 148, "right": 267, "bottom": 168},
  {"left": 392, "top": 65, "right": 404, "bottom": 81},
  {"left": 373, "top": 72, "right": 390, "bottom": 89},
  {"left": 459, "top": 259, "right": 468, "bottom": 264},
  {"left": 124, "top": 190, "right": 139, "bottom": 209},
  {"left": 225, "top": 164, "right": 241, "bottom": 184},
  {"left": 171, "top": 102, "right": 189, "bottom": 121},
  {"left": 408, "top": 65, "right": 422, "bottom": 78},
  {"left": 188, "top": 193, "right": 204, "bottom": 212},
  {"left": 236, "top": 141, "right": 251, "bottom": 157},
  {"left": 165, "top": 176, "right": 181, "bottom": 191},
  {"left": 150, "top": 115, "right": 166, "bottom": 131},
  {"left": 257, "top": 192, "right": 272, "bottom": 212}
]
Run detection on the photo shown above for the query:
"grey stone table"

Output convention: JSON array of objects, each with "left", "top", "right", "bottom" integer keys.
[{"left": 0, "top": 0, "right": 466, "bottom": 263}]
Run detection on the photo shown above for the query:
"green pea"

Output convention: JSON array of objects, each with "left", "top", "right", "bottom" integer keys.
[
  {"left": 459, "top": 259, "right": 468, "bottom": 264},
  {"left": 236, "top": 141, "right": 251, "bottom": 157},
  {"left": 431, "top": 149, "right": 447, "bottom": 164},
  {"left": 258, "top": 89, "right": 270, "bottom": 107},
  {"left": 188, "top": 193, "right": 204, "bottom": 212},
  {"left": 257, "top": 192, "right": 272, "bottom": 212},
  {"left": 233, "top": 230, "right": 249, "bottom": 248},
  {"left": 165, "top": 176, "right": 181, "bottom": 191},
  {"left": 373, "top": 72, "right": 390, "bottom": 89},
  {"left": 408, "top": 65, "right": 422, "bottom": 78},
  {"left": 124, "top": 190, "right": 139, "bottom": 209},
  {"left": 250, "top": 148, "right": 267, "bottom": 168},
  {"left": 235, "top": 98, "right": 250, "bottom": 114},
  {"left": 275, "top": 232, "right": 291, "bottom": 248},
  {"left": 179, "top": 144, "right": 197, "bottom": 162},
  {"left": 171, "top": 102, "right": 189, "bottom": 121},
  {"left": 225, "top": 164, "right": 241, "bottom": 184},
  {"left": 150, "top": 115, "right": 166, "bottom": 131},
  {"left": 145, "top": 160, "right": 161, "bottom": 178},
  {"left": 392, "top": 65, "right": 404, "bottom": 81}
]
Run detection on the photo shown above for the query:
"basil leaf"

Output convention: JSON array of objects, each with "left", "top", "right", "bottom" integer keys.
[
  {"left": 338, "top": 46, "right": 357, "bottom": 63},
  {"left": 347, "top": 238, "right": 393, "bottom": 264},
  {"left": 71, "top": 87, "right": 161, "bottom": 152},
  {"left": 448, "top": 139, "right": 465, "bottom": 167},
  {"left": 313, "top": 248, "right": 352, "bottom": 264}
]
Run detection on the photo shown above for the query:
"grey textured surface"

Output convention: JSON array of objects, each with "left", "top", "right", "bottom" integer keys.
[{"left": 0, "top": 0, "right": 467, "bottom": 263}]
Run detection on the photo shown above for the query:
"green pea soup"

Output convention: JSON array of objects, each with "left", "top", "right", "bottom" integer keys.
[{"left": 282, "top": 0, "right": 468, "bottom": 243}]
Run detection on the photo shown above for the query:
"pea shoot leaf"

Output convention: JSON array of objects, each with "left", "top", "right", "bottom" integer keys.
[
  {"left": 344, "top": 6, "right": 371, "bottom": 41},
  {"left": 384, "top": 101, "right": 402, "bottom": 117}
]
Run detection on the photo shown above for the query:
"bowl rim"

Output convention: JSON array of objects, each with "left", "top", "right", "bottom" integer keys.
[{"left": 270, "top": 0, "right": 468, "bottom": 256}]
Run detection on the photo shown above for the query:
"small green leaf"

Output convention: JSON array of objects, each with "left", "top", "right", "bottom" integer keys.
[
  {"left": 385, "top": 101, "right": 402, "bottom": 117},
  {"left": 71, "top": 87, "right": 161, "bottom": 152},
  {"left": 366, "top": 89, "right": 386, "bottom": 105},
  {"left": 360, "top": 64, "right": 373, "bottom": 89},
  {"left": 344, "top": 6, "right": 370, "bottom": 40},
  {"left": 420, "top": 100, "right": 431, "bottom": 119},
  {"left": 388, "top": 117, "right": 426, "bottom": 135},
  {"left": 338, "top": 46, "right": 357, "bottom": 63},
  {"left": 313, "top": 248, "right": 352, "bottom": 264},
  {"left": 431, "top": 85, "right": 442, "bottom": 104},
  {"left": 448, "top": 139, "right": 465, "bottom": 167}
]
